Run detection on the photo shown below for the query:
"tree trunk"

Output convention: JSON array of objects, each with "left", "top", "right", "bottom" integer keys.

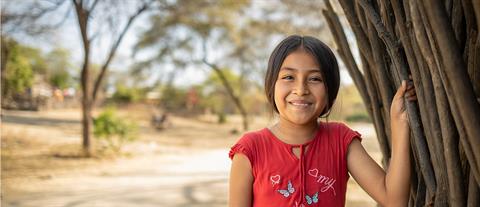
[
  {"left": 1, "top": 37, "right": 9, "bottom": 100},
  {"left": 72, "top": 0, "right": 150, "bottom": 155},
  {"left": 73, "top": 0, "right": 92, "bottom": 155},
  {"left": 81, "top": 94, "right": 92, "bottom": 156},
  {"left": 324, "top": 0, "right": 480, "bottom": 205}
]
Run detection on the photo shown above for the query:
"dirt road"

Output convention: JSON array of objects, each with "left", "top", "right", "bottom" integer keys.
[
  {"left": 1, "top": 109, "right": 378, "bottom": 207},
  {"left": 4, "top": 147, "right": 230, "bottom": 207}
]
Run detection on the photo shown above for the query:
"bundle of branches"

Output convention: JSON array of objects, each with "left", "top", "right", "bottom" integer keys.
[{"left": 322, "top": 0, "right": 480, "bottom": 206}]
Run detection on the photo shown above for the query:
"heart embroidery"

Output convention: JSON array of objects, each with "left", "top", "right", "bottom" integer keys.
[
  {"left": 270, "top": 175, "right": 281, "bottom": 185},
  {"left": 308, "top": 169, "right": 319, "bottom": 178}
]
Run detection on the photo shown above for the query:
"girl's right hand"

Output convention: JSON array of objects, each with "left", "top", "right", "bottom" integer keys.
[{"left": 390, "top": 80, "right": 417, "bottom": 127}]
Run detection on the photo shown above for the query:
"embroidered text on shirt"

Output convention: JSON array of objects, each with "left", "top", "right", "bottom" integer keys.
[{"left": 307, "top": 168, "right": 337, "bottom": 196}]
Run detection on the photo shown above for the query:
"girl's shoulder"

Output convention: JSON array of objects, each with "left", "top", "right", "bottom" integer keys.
[
  {"left": 242, "top": 127, "right": 268, "bottom": 138},
  {"left": 229, "top": 128, "right": 270, "bottom": 161},
  {"left": 320, "top": 121, "right": 353, "bottom": 131},
  {"left": 236, "top": 127, "right": 271, "bottom": 144},
  {"left": 319, "top": 121, "right": 362, "bottom": 141}
]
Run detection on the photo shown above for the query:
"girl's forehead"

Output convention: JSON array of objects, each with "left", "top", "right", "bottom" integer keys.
[
  {"left": 281, "top": 50, "right": 320, "bottom": 68},
  {"left": 279, "top": 67, "right": 322, "bottom": 73}
]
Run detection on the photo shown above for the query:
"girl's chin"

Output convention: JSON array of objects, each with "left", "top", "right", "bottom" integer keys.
[{"left": 285, "top": 116, "right": 317, "bottom": 125}]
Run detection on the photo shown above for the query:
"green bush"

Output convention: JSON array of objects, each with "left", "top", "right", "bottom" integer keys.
[
  {"left": 112, "top": 85, "right": 142, "bottom": 103},
  {"left": 218, "top": 112, "right": 227, "bottom": 124},
  {"left": 2, "top": 40, "right": 34, "bottom": 97},
  {"left": 346, "top": 112, "right": 372, "bottom": 123},
  {"left": 50, "top": 69, "right": 71, "bottom": 89},
  {"left": 160, "top": 85, "right": 187, "bottom": 111},
  {"left": 93, "top": 107, "right": 137, "bottom": 153}
]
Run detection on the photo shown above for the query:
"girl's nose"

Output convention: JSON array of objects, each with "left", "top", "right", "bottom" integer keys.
[{"left": 293, "top": 81, "right": 309, "bottom": 95}]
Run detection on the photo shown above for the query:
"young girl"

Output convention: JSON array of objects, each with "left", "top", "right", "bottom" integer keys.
[{"left": 228, "top": 35, "right": 416, "bottom": 207}]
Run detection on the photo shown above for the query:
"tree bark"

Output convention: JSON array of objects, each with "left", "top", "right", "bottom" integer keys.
[
  {"left": 73, "top": 0, "right": 92, "bottom": 155},
  {"left": 423, "top": 0, "right": 480, "bottom": 183},
  {"left": 324, "top": 0, "right": 480, "bottom": 205}
]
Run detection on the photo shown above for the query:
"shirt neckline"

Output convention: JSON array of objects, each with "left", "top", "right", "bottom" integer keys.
[{"left": 263, "top": 122, "right": 322, "bottom": 147}]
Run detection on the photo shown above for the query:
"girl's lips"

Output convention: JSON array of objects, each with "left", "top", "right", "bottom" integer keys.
[{"left": 288, "top": 100, "right": 312, "bottom": 107}]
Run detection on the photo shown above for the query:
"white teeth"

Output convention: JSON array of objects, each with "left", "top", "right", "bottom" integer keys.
[{"left": 291, "top": 102, "right": 309, "bottom": 106}]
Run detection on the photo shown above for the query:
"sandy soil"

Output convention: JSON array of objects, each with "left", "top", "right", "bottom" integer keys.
[{"left": 1, "top": 108, "right": 381, "bottom": 207}]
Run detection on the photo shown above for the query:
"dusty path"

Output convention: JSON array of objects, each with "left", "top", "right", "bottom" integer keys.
[
  {"left": 4, "top": 147, "right": 230, "bottom": 207},
  {"left": 1, "top": 109, "right": 379, "bottom": 207}
]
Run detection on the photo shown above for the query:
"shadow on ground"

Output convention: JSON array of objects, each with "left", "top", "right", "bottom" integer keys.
[{"left": 2, "top": 114, "right": 80, "bottom": 127}]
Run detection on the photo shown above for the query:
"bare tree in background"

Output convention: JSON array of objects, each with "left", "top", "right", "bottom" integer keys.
[
  {"left": 323, "top": 0, "right": 480, "bottom": 206},
  {"left": 2, "top": 0, "right": 154, "bottom": 155},
  {"left": 134, "top": 0, "right": 254, "bottom": 130},
  {"left": 71, "top": 0, "right": 153, "bottom": 156}
]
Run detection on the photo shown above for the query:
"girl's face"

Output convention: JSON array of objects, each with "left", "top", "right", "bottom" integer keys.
[{"left": 274, "top": 49, "right": 327, "bottom": 125}]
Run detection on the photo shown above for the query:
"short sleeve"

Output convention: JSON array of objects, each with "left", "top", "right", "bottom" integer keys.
[
  {"left": 228, "top": 134, "right": 255, "bottom": 165},
  {"left": 340, "top": 123, "right": 362, "bottom": 151}
]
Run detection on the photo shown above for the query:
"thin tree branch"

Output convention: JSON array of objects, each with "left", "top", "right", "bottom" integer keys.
[
  {"left": 201, "top": 39, "right": 249, "bottom": 130},
  {"left": 323, "top": 0, "right": 370, "bottom": 108},
  {"left": 89, "top": 0, "right": 100, "bottom": 14},
  {"left": 337, "top": 0, "right": 375, "bottom": 68},
  {"left": 357, "top": 0, "right": 439, "bottom": 197},
  {"left": 357, "top": 0, "right": 406, "bottom": 83},
  {"left": 92, "top": 2, "right": 151, "bottom": 102}
]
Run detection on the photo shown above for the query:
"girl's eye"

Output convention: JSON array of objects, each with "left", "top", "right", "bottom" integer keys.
[
  {"left": 309, "top": 77, "right": 323, "bottom": 82},
  {"left": 281, "top": 75, "right": 294, "bottom": 80}
]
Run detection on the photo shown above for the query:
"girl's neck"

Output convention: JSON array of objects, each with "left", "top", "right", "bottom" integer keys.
[{"left": 272, "top": 118, "right": 319, "bottom": 145}]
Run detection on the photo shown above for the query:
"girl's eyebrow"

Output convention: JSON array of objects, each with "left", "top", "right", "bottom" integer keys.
[{"left": 280, "top": 67, "right": 322, "bottom": 73}]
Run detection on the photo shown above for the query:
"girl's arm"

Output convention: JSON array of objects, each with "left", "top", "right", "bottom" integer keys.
[
  {"left": 229, "top": 153, "right": 254, "bottom": 207},
  {"left": 347, "top": 80, "right": 415, "bottom": 206}
]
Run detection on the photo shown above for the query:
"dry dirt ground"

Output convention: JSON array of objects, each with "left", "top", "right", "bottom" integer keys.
[{"left": 1, "top": 107, "right": 381, "bottom": 207}]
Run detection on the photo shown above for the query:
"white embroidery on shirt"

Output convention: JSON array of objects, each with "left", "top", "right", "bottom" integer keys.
[
  {"left": 277, "top": 180, "right": 295, "bottom": 197},
  {"left": 270, "top": 174, "right": 281, "bottom": 186},
  {"left": 308, "top": 168, "right": 337, "bottom": 196},
  {"left": 308, "top": 169, "right": 318, "bottom": 177}
]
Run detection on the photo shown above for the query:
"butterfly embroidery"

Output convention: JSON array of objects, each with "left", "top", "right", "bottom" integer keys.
[
  {"left": 277, "top": 180, "right": 295, "bottom": 197},
  {"left": 305, "top": 192, "right": 319, "bottom": 205}
]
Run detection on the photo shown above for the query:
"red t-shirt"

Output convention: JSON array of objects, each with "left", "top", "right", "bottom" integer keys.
[{"left": 229, "top": 121, "right": 361, "bottom": 207}]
